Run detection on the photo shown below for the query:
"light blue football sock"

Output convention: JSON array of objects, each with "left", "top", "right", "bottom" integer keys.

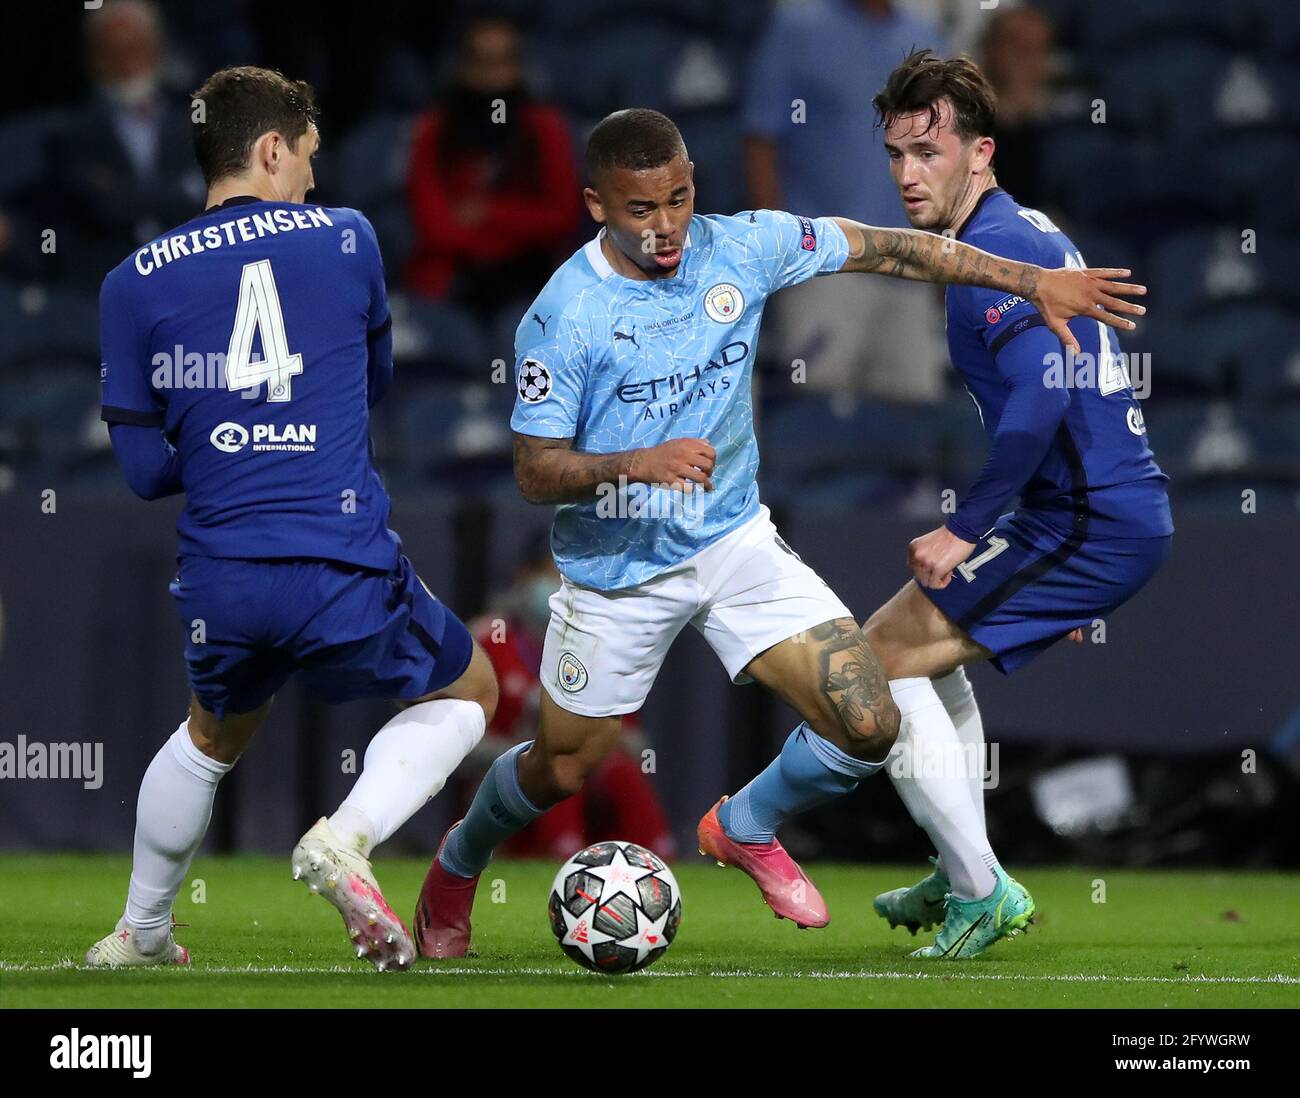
[
  {"left": 439, "top": 741, "right": 544, "bottom": 878},
  {"left": 718, "top": 723, "right": 885, "bottom": 843}
]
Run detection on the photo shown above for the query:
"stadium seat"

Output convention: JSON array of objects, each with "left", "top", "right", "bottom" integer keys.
[
  {"left": 0, "top": 111, "right": 52, "bottom": 201},
  {"left": 1240, "top": 0, "right": 1300, "bottom": 60},
  {"left": 372, "top": 46, "right": 436, "bottom": 115},
  {"left": 761, "top": 395, "right": 951, "bottom": 485},
  {"left": 1065, "top": 228, "right": 1135, "bottom": 273},
  {"left": 1038, "top": 129, "right": 1139, "bottom": 232},
  {"left": 1153, "top": 400, "right": 1300, "bottom": 486},
  {"left": 1099, "top": 40, "right": 1234, "bottom": 140},
  {"left": 0, "top": 283, "right": 99, "bottom": 370},
  {"left": 1181, "top": 303, "right": 1300, "bottom": 402},
  {"left": 1076, "top": 0, "right": 1244, "bottom": 58},
  {"left": 1210, "top": 57, "right": 1292, "bottom": 131},
  {"left": 538, "top": 18, "right": 741, "bottom": 119},
  {"left": 676, "top": 108, "right": 747, "bottom": 215},
  {"left": 1042, "top": 126, "right": 1228, "bottom": 238},
  {"left": 391, "top": 381, "right": 514, "bottom": 486},
  {"left": 334, "top": 113, "right": 416, "bottom": 211},
  {"left": 1239, "top": 409, "right": 1300, "bottom": 483},
  {"left": 1135, "top": 317, "right": 1225, "bottom": 399},
  {"left": 1141, "top": 402, "right": 1214, "bottom": 483},
  {"left": 387, "top": 292, "right": 487, "bottom": 377},
  {"left": 541, "top": 0, "right": 772, "bottom": 40},
  {"left": 1147, "top": 229, "right": 1271, "bottom": 323},
  {"left": 0, "top": 371, "right": 103, "bottom": 472},
  {"left": 329, "top": 112, "right": 417, "bottom": 270},
  {"left": 1210, "top": 128, "right": 1300, "bottom": 231},
  {"left": 388, "top": 381, "right": 467, "bottom": 480}
]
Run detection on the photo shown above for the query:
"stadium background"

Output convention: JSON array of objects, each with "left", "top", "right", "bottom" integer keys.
[{"left": 0, "top": 0, "right": 1296, "bottom": 868}]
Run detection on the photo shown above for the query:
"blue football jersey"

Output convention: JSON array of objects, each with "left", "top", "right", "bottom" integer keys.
[
  {"left": 945, "top": 189, "right": 1173, "bottom": 540},
  {"left": 99, "top": 196, "right": 400, "bottom": 569},
  {"left": 511, "top": 210, "right": 849, "bottom": 589}
]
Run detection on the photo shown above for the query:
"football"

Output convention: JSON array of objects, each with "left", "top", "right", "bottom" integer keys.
[{"left": 548, "top": 840, "right": 682, "bottom": 974}]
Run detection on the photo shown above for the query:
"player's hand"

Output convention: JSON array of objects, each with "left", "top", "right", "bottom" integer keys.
[
  {"left": 1066, "top": 627, "right": 1084, "bottom": 644},
  {"left": 1030, "top": 267, "right": 1146, "bottom": 355},
  {"left": 629, "top": 438, "right": 716, "bottom": 493},
  {"left": 908, "top": 525, "right": 976, "bottom": 590}
]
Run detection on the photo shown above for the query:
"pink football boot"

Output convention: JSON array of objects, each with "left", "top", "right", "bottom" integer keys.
[{"left": 697, "top": 797, "right": 830, "bottom": 929}]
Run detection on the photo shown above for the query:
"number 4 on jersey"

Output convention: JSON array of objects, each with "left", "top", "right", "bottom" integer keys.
[{"left": 225, "top": 259, "right": 303, "bottom": 402}]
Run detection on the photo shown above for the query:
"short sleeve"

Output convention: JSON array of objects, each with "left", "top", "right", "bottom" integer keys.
[
  {"left": 99, "top": 268, "right": 165, "bottom": 427},
  {"left": 509, "top": 314, "right": 588, "bottom": 439},
  {"left": 746, "top": 209, "right": 849, "bottom": 295}
]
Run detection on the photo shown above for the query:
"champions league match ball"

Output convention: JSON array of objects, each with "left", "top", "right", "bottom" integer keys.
[{"left": 548, "top": 841, "right": 682, "bottom": 974}]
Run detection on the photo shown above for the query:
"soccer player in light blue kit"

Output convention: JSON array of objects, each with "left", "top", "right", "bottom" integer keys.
[{"left": 414, "top": 108, "right": 1147, "bottom": 962}]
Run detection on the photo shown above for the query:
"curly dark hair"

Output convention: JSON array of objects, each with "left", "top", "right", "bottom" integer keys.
[{"left": 873, "top": 48, "right": 997, "bottom": 141}]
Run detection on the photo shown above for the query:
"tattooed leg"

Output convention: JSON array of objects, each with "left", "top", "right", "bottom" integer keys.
[
  {"left": 743, "top": 617, "right": 900, "bottom": 761},
  {"left": 714, "top": 620, "right": 902, "bottom": 850}
]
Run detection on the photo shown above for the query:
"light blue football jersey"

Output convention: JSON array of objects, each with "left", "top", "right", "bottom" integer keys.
[{"left": 511, "top": 210, "right": 849, "bottom": 590}]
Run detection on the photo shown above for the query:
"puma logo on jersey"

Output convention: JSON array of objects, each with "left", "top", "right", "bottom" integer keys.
[
  {"left": 613, "top": 329, "right": 639, "bottom": 349},
  {"left": 532, "top": 312, "right": 551, "bottom": 335}
]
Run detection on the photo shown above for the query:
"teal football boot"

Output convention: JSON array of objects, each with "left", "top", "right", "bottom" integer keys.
[
  {"left": 873, "top": 856, "right": 950, "bottom": 935},
  {"left": 909, "top": 866, "right": 1035, "bottom": 959}
]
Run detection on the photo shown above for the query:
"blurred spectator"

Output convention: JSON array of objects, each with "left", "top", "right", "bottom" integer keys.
[
  {"left": 743, "top": 0, "right": 948, "bottom": 402},
  {"left": 405, "top": 16, "right": 580, "bottom": 328},
  {"left": 981, "top": 5, "right": 1056, "bottom": 211},
  {"left": 463, "top": 537, "right": 676, "bottom": 861},
  {"left": 47, "top": 0, "right": 204, "bottom": 288},
  {"left": 906, "top": 0, "right": 1024, "bottom": 56}
]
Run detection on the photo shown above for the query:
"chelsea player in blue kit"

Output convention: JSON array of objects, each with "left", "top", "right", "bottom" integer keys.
[
  {"left": 858, "top": 52, "right": 1174, "bottom": 957},
  {"left": 85, "top": 68, "right": 497, "bottom": 971},
  {"left": 413, "top": 108, "right": 1147, "bottom": 960}
]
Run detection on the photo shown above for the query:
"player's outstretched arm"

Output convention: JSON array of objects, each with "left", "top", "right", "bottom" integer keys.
[
  {"left": 513, "top": 433, "right": 715, "bottom": 505},
  {"left": 831, "top": 218, "right": 1146, "bottom": 355}
]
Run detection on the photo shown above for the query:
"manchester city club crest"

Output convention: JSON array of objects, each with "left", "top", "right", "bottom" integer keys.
[
  {"left": 704, "top": 282, "right": 745, "bottom": 323},
  {"left": 557, "top": 651, "right": 588, "bottom": 692}
]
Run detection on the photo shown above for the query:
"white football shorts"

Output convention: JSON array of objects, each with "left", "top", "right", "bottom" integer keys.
[{"left": 539, "top": 505, "right": 853, "bottom": 718}]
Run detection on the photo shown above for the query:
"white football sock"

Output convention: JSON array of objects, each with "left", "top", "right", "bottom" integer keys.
[
  {"left": 125, "top": 720, "right": 232, "bottom": 948},
  {"left": 887, "top": 677, "right": 996, "bottom": 901},
  {"left": 331, "top": 698, "right": 486, "bottom": 857},
  {"left": 932, "top": 667, "right": 989, "bottom": 836}
]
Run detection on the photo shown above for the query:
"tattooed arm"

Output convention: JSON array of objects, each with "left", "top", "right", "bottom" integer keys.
[
  {"left": 831, "top": 218, "right": 1146, "bottom": 354},
  {"left": 513, "top": 433, "right": 716, "bottom": 505}
]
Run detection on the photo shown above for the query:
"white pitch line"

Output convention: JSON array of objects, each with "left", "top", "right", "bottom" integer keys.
[{"left": 1, "top": 961, "right": 1297, "bottom": 985}]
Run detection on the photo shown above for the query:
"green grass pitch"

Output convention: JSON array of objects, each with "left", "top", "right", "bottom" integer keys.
[{"left": 2, "top": 854, "right": 1297, "bottom": 1008}]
